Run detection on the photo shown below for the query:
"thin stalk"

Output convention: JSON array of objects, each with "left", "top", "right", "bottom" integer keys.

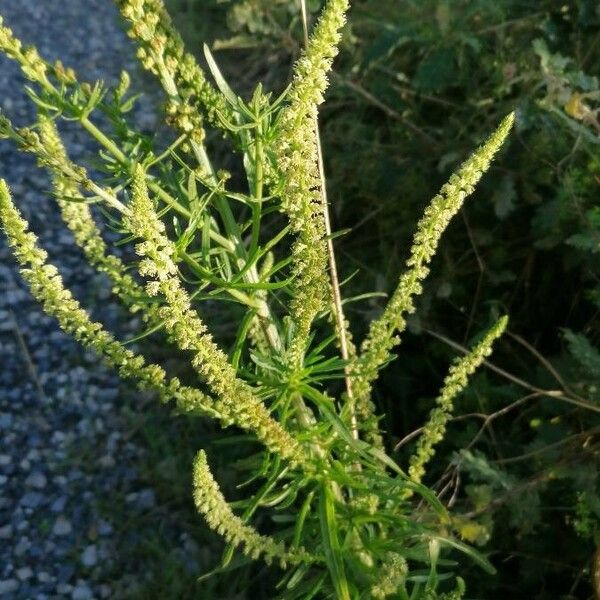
[
  {"left": 25, "top": 68, "right": 237, "bottom": 254},
  {"left": 78, "top": 117, "right": 244, "bottom": 255},
  {"left": 425, "top": 328, "right": 600, "bottom": 414},
  {"left": 190, "top": 140, "right": 282, "bottom": 351},
  {"left": 247, "top": 124, "right": 281, "bottom": 349},
  {"left": 146, "top": 134, "right": 187, "bottom": 167},
  {"left": 79, "top": 117, "right": 190, "bottom": 216},
  {"left": 251, "top": 122, "right": 264, "bottom": 256},
  {"left": 179, "top": 251, "right": 265, "bottom": 309},
  {"left": 300, "top": 0, "right": 358, "bottom": 439}
]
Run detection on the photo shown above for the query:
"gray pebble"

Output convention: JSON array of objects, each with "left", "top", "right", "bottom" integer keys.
[
  {"left": 98, "top": 455, "right": 115, "bottom": 468},
  {"left": 25, "top": 471, "right": 47, "bottom": 489},
  {"left": 14, "top": 538, "right": 30, "bottom": 557},
  {"left": 81, "top": 545, "right": 97, "bottom": 568},
  {"left": 97, "top": 520, "right": 113, "bottom": 537},
  {"left": 0, "top": 579, "right": 18, "bottom": 595},
  {"left": 0, "top": 310, "right": 12, "bottom": 332},
  {"left": 57, "top": 584, "right": 73, "bottom": 595},
  {"left": 71, "top": 583, "right": 93, "bottom": 600},
  {"left": 135, "top": 489, "right": 156, "bottom": 511},
  {"left": 50, "top": 495, "right": 68, "bottom": 513},
  {"left": 52, "top": 516, "right": 73, "bottom": 537},
  {"left": 16, "top": 520, "right": 28, "bottom": 532},
  {"left": 16, "top": 566, "right": 33, "bottom": 581},
  {"left": 21, "top": 492, "right": 45, "bottom": 509}
]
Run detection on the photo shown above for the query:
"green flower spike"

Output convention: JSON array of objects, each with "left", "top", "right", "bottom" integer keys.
[
  {"left": 116, "top": 0, "right": 231, "bottom": 133},
  {"left": 275, "top": 0, "right": 350, "bottom": 367},
  {"left": 192, "top": 450, "right": 311, "bottom": 568},
  {"left": 408, "top": 316, "right": 509, "bottom": 485},
  {"left": 0, "top": 179, "right": 220, "bottom": 421},
  {"left": 124, "top": 165, "right": 309, "bottom": 466},
  {"left": 37, "top": 115, "right": 159, "bottom": 321},
  {"left": 352, "top": 113, "right": 515, "bottom": 448}
]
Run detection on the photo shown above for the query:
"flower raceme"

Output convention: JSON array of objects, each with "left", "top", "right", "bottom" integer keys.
[
  {"left": 123, "top": 166, "right": 308, "bottom": 465},
  {"left": 116, "top": 0, "right": 231, "bottom": 134},
  {"left": 192, "top": 450, "right": 311, "bottom": 567},
  {"left": 37, "top": 116, "right": 154, "bottom": 318},
  {"left": 408, "top": 316, "right": 509, "bottom": 486},
  {"left": 350, "top": 113, "right": 515, "bottom": 448},
  {"left": 275, "top": 0, "right": 350, "bottom": 366},
  {"left": 0, "top": 0, "right": 515, "bottom": 597},
  {"left": 0, "top": 181, "right": 217, "bottom": 421}
]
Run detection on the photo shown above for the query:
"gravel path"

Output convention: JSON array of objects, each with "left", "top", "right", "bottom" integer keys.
[{"left": 0, "top": 2, "right": 200, "bottom": 598}]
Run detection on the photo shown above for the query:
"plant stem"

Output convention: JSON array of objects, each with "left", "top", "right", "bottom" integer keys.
[
  {"left": 191, "top": 140, "right": 282, "bottom": 351},
  {"left": 27, "top": 69, "right": 238, "bottom": 255},
  {"left": 251, "top": 120, "right": 264, "bottom": 256}
]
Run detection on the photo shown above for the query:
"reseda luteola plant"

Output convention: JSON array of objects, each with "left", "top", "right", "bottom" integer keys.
[{"left": 0, "top": 1, "right": 514, "bottom": 597}]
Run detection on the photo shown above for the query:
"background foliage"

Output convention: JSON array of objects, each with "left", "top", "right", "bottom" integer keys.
[
  {"left": 0, "top": 0, "right": 520, "bottom": 597},
  {"left": 140, "top": 1, "right": 600, "bottom": 598}
]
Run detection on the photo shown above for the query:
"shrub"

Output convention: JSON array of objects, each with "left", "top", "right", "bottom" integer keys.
[
  {"left": 168, "top": 3, "right": 600, "bottom": 596},
  {"left": 0, "top": 1, "right": 513, "bottom": 597}
]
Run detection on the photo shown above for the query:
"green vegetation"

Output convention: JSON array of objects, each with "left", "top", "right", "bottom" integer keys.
[
  {"left": 0, "top": 0, "right": 599, "bottom": 598},
  {"left": 161, "top": 1, "right": 600, "bottom": 597}
]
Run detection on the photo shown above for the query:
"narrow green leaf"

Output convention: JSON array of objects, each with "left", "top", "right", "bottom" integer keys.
[
  {"left": 203, "top": 44, "right": 239, "bottom": 107},
  {"left": 318, "top": 484, "right": 351, "bottom": 600}
]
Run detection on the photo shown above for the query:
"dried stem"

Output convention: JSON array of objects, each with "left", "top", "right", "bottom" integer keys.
[{"left": 299, "top": 0, "right": 358, "bottom": 440}]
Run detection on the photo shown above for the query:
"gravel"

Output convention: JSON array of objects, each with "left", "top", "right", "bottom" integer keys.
[
  {"left": 81, "top": 545, "right": 98, "bottom": 569},
  {"left": 0, "top": 1, "right": 201, "bottom": 598}
]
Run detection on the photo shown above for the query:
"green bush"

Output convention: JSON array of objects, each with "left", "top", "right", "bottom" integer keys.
[
  {"left": 0, "top": 1, "right": 521, "bottom": 598},
  {"left": 164, "top": 1, "right": 600, "bottom": 597}
]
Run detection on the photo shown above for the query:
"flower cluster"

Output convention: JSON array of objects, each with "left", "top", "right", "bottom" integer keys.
[
  {"left": 275, "top": 0, "right": 350, "bottom": 366},
  {"left": 192, "top": 450, "right": 310, "bottom": 567},
  {"left": 351, "top": 113, "right": 515, "bottom": 447},
  {"left": 370, "top": 553, "right": 408, "bottom": 599},
  {"left": 0, "top": 180, "right": 223, "bottom": 422},
  {"left": 37, "top": 116, "right": 160, "bottom": 322},
  {"left": 124, "top": 166, "right": 308, "bottom": 465},
  {"left": 117, "top": 0, "right": 231, "bottom": 135},
  {"left": 408, "top": 316, "right": 508, "bottom": 485},
  {"left": 0, "top": 1, "right": 519, "bottom": 591},
  {"left": 0, "top": 16, "right": 47, "bottom": 82}
]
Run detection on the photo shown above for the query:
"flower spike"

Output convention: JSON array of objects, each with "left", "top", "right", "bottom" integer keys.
[
  {"left": 37, "top": 115, "right": 159, "bottom": 321},
  {"left": 408, "top": 316, "right": 508, "bottom": 484},
  {"left": 192, "top": 450, "right": 311, "bottom": 567},
  {"left": 351, "top": 113, "right": 515, "bottom": 447},
  {"left": 275, "top": 0, "right": 350, "bottom": 366},
  {"left": 124, "top": 166, "right": 310, "bottom": 466},
  {"left": 0, "top": 179, "right": 220, "bottom": 420},
  {"left": 116, "top": 0, "right": 232, "bottom": 134}
]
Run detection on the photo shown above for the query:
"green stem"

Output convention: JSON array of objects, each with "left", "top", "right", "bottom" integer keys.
[
  {"left": 28, "top": 70, "right": 237, "bottom": 256},
  {"left": 78, "top": 117, "right": 242, "bottom": 256},
  {"left": 250, "top": 123, "right": 264, "bottom": 257},
  {"left": 180, "top": 251, "right": 264, "bottom": 309},
  {"left": 319, "top": 482, "right": 351, "bottom": 600},
  {"left": 191, "top": 138, "right": 281, "bottom": 350}
]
